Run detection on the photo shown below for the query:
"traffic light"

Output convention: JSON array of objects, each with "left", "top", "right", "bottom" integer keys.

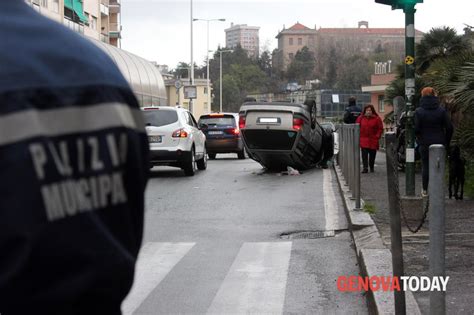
[{"left": 375, "top": 0, "right": 423, "bottom": 10}]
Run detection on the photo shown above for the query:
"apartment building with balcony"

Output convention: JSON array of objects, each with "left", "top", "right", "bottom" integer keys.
[
  {"left": 25, "top": 0, "right": 167, "bottom": 108},
  {"left": 26, "top": 0, "right": 121, "bottom": 47},
  {"left": 225, "top": 23, "right": 260, "bottom": 59}
]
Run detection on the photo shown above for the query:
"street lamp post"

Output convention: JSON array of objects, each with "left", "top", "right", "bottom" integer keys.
[
  {"left": 193, "top": 18, "right": 225, "bottom": 113},
  {"left": 219, "top": 49, "right": 233, "bottom": 112},
  {"left": 189, "top": 0, "right": 194, "bottom": 114}
]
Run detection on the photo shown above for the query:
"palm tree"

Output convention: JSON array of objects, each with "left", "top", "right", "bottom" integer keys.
[
  {"left": 424, "top": 52, "right": 474, "bottom": 157},
  {"left": 416, "top": 26, "right": 471, "bottom": 73}
]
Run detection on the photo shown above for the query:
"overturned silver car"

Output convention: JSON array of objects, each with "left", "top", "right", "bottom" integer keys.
[{"left": 239, "top": 101, "right": 334, "bottom": 171}]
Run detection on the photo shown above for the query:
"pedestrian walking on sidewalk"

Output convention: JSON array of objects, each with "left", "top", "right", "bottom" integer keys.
[
  {"left": 0, "top": 1, "right": 149, "bottom": 314},
  {"left": 356, "top": 104, "right": 384, "bottom": 173},
  {"left": 343, "top": 96, "right": 362, "bottom": 124},
  {"left": 415, "top": 87, "right": 453, "bottom": 197}
]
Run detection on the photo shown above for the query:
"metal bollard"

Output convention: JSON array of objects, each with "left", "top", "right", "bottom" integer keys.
[
  {"left": 354, "top": 124, "right": 361, "bottom": 210},
  {"left": 352, "top": 127, "right": 356, "bottom": 194},
  {"left": 429, "top": 145, "right": 446, "bottom": 315},
  {"left": 348, "top": 127, "right": 353, "bottom": 192},
  {"left": 385, "top": 132, "right": 406, "bottom": 314},
  {"left": 343, "top": 127, "right": 348, "bottom": 181}
]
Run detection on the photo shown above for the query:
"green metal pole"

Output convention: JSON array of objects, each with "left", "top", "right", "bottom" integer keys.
[{"left": 404, "top": 4, "right": 416, "bottom": 196}]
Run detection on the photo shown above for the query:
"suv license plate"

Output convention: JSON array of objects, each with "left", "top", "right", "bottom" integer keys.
[
  {"left": 148, "top": 135, "right": 162, "bottom": 143},
  {"left": 208, "top": 131, "right": 223, "bottom": 135}
]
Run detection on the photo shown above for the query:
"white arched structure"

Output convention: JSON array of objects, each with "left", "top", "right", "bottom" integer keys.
[{"left": 93, "top": 40, "right": 167, "bottom": 107}]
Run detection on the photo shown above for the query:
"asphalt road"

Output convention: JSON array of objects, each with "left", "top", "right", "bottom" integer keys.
[{"left": 122, "top": 155, "right": 368, "bottom": 314}]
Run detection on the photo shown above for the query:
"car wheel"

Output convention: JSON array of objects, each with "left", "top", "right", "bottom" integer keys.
[
  {"left": 237, "top": 150, "right": 245, "bottom": 159},
  {"left": 197, "top": 147, "right": 207, "bottom": 170},
  {"left": 184, "top": 147, "right": 196, "bottom": 176},
  {"left": 208, "top": 153, "right": 216, "bottom": 160}
]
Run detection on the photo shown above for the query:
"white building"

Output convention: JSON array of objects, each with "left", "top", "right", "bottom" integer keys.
[{"left": 225, "top": 23, "right": 260, "bottom": 59}]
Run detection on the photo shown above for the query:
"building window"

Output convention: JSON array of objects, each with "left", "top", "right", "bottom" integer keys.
[
  {"left": 39, "top": 0, "right": 48, "bottom": 8},
  {"left": 289, "top": 37, "right": 293, "bottom": 45},
  {"left": 90, "top": 16, "right": 97, "bottom": 30},
  {"left": 204, "top": 87, "right": 208, "bottom": 95},
  {"left": 298, "top": 38, "right": 302, "bottom": 45},
  {"left": 378, "top": 95, "right": 385, "bottom": 113},
  {"left": 52, "top": 0, "right": 59, "bottom": 12}
]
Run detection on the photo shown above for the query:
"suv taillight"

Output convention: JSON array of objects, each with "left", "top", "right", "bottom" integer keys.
[
  {"left": 224, "top": 128, "right": 240, "bottom": 135},
  {"left": 239, "top": 115, "right": 246, "bottom": 129},
  {"left": 172, "top": 129, "right": 188, "bottom": 138},
  {"left": 293, "top": 118, "right": 304, "bottom": 130}
]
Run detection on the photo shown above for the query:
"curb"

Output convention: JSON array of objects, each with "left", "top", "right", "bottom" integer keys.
[{"left": 333, "top": 164, "right": 421, "bottom": 315}]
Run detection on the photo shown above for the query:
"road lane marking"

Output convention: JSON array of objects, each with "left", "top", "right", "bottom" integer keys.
[
  {"left": 207, "top": 242, "right": 292, "bottom": 315},
  {"left": 323, "top": 168, "right": 339, "bottom": 231},
  {"left": 121, "top": 242, "right": 195, "bottom": 315}
]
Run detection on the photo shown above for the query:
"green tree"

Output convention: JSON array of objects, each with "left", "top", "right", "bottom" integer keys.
[
  {"left": 257, "top": 50, "right": 272, "bottom": 76},
  {"left": 424, "top": 52, "right": 474, "bottom": 157},
  {"left": 172, "top": 62, "right": 191, "bottom": 79},
  {"left": 416, "top": 26, "right": 471, "bottom": 73},
  {"left": 335, "top": 55, "right": 371, "bottom": 90},
  {"left": 285, "top": 46, "right": 316, "bottom": 83},
  {"left": 212, "top": 74, "right": 241, "bottom": 112},
  {"left": 325, "top": 47, "right": 338, "bottom": 89}
]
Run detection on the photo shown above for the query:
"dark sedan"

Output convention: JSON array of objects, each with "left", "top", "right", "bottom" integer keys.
[{"left": 198, "top": 113, "right": 245, "bottom": 159}]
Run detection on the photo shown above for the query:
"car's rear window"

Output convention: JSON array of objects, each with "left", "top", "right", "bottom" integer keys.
[
  {"left": 142, "top": 109, "right": 178, "bottom": 127},
  {"left": 199, "top": 115, "right": 236, "bottom": 127}
]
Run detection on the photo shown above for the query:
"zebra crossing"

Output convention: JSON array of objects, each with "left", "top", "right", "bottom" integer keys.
[
  {"left": 122, "top": 241, "right": 292, "bottom": 315},
  {"left": 122, "top": 242, "right": 196, "bottom": 315},
  {"left": 121, "top": 168, "right": 366, "bottom": 314}
]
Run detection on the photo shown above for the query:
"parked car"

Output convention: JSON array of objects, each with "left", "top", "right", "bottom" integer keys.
[
  {"left": 198, "top": 113, "right": 245, "bottom": 159},
  {"left": 141, "top": 106, "right": 207, "bottom": 176},
  {"left": 239, "top": 101, "right": 334, "bottom": 171}
]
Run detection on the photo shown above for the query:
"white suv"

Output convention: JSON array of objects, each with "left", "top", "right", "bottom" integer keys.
[{"left": 142, "top": 106, "right": 207, "bottom": 176}]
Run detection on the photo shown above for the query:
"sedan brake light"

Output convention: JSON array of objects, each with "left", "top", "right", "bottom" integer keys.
[
  {"left": 239, "top": 115, "right": 246, "bottom": 129},
  {"left": 293, "top": 118, "right": 304, "bottom": 130},
  {"left": 172, "top": 128, "right": 188, "bottom": 138},
  {"left": 224, "top": 128, "right": 240, "bottom": 135}
]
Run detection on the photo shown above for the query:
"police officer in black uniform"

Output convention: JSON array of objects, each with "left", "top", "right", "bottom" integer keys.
[
  {"left": 0, "top": 1, "right": 149, "bottom": 314},
  {"left": 343, "top": 96, "right": 362, "bottom": 124}
]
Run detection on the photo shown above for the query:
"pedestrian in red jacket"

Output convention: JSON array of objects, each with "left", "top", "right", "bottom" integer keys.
[{"left": 356, "top": 104, "right": 384, "bottom": 173}]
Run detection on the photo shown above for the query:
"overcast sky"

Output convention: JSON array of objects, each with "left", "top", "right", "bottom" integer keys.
[{"left": 121, "top": 0, "right": 474, "bottom": 70}]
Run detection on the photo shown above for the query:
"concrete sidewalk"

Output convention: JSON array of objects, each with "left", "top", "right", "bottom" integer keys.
[{"left": 335, "top": 151, "right": 474, "bottom": 314}]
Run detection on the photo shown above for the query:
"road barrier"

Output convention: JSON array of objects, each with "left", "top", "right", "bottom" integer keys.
[{"left": 338, "top": 124, "right": 361, "bottom": 210}]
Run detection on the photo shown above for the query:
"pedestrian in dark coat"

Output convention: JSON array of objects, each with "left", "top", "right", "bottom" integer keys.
[
  {"left": 415, "top": 87, "right": 453, "bottom": 196},
  {"left": 343, "top": 96, "right": 362, "bottom": 124},
  {"left": 0, "top": 1, "right": 149, "bottom": 314},
  {"left": 356, "top": 104, "right": 384, "bottom": 173}
]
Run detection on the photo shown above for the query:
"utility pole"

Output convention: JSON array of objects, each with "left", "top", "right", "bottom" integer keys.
[
  {"left": 193, "top": 18, "right": 226, "bottom": 113},
  {"left": 189, "top": 0, "right": 194, "bottom": 114},
  {"left": 403, "top": 3, "right": 416, "bottom": 196},
  {"left": 375, "top": 0, "right": 423, "bottom": 196},
  {"left": 219, "top": 49, "right": 233, "bottom": 112}
]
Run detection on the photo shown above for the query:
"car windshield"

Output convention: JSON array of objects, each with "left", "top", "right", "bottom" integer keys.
[
  {"left": 142, "top": 110, "right": 178, "bottom": 127},
  {"left": 199, "top": 116, "right": 235, "bottom": 127}
]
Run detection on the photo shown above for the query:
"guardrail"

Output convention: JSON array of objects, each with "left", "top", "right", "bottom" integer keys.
[{"left": 338, "top": 124, "right": 361, "bottom": 210}]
